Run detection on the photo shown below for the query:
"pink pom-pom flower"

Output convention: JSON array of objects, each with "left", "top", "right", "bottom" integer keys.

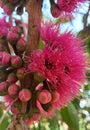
[
  {"left": 28, "top": 22, "right": 87, "bottom": 108},
  {"left": 57, "top": 0, "right": 85, "bottom": 13}
]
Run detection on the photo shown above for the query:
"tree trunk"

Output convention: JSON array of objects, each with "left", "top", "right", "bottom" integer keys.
[
  {"left": 26, "top": 0, "right": 43, "bottom": 54},
  {"left": 7, "top": 0, "right": 43, "bottom": 129}
]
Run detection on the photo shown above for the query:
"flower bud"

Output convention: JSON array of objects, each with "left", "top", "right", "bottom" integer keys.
[
  {"left": 11, "top": 99, "right": 22, "bottom": 114},
  {"left": 11, "top": 56, "right": 22, "bottom": 68},
  {"left": 4, "top": 95, "right": 14, "bottom": 107},
  {"left": 11, "top": 107, "right": 19, "bottom": 115},
  {"left": 16, "top": 67, "right": 25, "bottom": 79},
  {"left": 19, "top": 89, "right": 31, "bottom": 102},
  {"left": 3, "top": 5, "right": 12, "bottom": 15},
  {"left": 38, "top": 90, "right": 52, "bottom": 104},
  {"left": 7, "top": 73, "right": 17, "bottom": 84},
  {"left": 0, "top": 82, "right": 7, "bottom": 92},
  {"left": 0, "top": 51, "right": 11, "bottom": 65},
  {"left": 51, "top": 8, "right": 61, "bottom": 18},
  {"left": 7, "top": 31, "right": 20, "bottom": 45},
  {"left": 8, "top": 84, "right": 19, "bottom": 95},
  {"left": 50, "top": 0, "right": 60, "bottom": 18},
  {"left": 11, "top": 26, "right": 22, "bottom": 34},
  {"left": 53, "top": 91, "right": 60, "bottom": 102},
  {"left": 16, "top": 37, "right": 27, "bottom": 52}
]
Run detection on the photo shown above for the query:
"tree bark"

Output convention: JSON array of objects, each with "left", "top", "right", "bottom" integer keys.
[{"left": 26, "top": 0, "right": 43, "bottom": 54}]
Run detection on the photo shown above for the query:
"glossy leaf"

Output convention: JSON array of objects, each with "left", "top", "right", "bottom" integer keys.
[
  {"left": 48, "top": 117, "right": 59, "bottom": 130},
  {"left": 60, "top": 102, "right": 79, "bottom": 130}
]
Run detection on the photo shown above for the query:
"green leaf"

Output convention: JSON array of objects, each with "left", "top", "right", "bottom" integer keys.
[
  {"left": 48, "top": 117, "right": 59, "bottom": 130},
  {"left": 60, "top": 102, "right": 79, "bottom": 130},
  {"left": 72, "top": 99, "right": 80, "bottom": 110},
  {"left": 0, "top": 107, "right": 3, "bottom": 117},
  {"left": 39, "top": 40, "right": 44, "bottom": 49},
  {"left": 0, "top": 117, "right": 9, "bottom": 130},
  {"left": 0, "top": 107, "right": 10, "bottom": 130}
]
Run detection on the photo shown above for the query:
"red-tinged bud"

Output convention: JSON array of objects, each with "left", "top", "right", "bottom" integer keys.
[
  {"left": 0, "top": 82, "right": 7, "bottom": 91},
  {"left": 53, "top": 91, "right": 60, "bottom": 102},
  {"left": 11, "top": 56, "right": 22, "bottom": 68},
  {"left": 51, "top": 8, "right": 61, "bottom": 18},
  {"left": 19, "top": 89, "right": 31, "bottom": 102},
  {"left": 3, "top": 5, "right": 12, "bottom": 15},
  {"left": 7, "top": 73, "right": 17, "bottom": 84},
  {"left": 7, "top": 31, "right": 20, "bottom": 45},
  {"left": 11, "top": 26, "right": 22, "bottom": 34},
  {"left": 16, "top": 37, "right": 27, "bottom": 52},
  {"left": 25, "top": 114, "right": 41, "bottom": 125},
  {"left": 50, "top": 0, "right": 60, "bottom": 18},
  {"left": 11, "top": 107, "right": 19, "bottom": 115},
  {"left": 38, "top": 90, "right": 52, "bottom": 104},
  {"left": 16, "top": 67, "right": 25, "bottom": 79},
  {"left": 8, "top": 84, "right": 19, "bottom": 95},
  {"left": 0, "top": 51, "right": 11, "bottom": 65},
  {"left": 11, "top": 99, "right": 22, "bottom": 114}
]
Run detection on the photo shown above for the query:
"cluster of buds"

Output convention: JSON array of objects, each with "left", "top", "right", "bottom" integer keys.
[
  {"left": 0, "top": 17, "right": 57, "bottom": 124},
  {"left": 0, "top": 17, "right": 29, "bottom": 116},
  {"left": 0, "top": 0, "right": 27, "bottom": 15},
  {"left": 0, "top": 18, "right": 61, "bottom": 123}
]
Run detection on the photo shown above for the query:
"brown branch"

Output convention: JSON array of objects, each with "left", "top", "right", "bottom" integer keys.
[
  {"left": 83, "top": 3, "right": 90, "bottom": 29},
  {"left": 26, "top": 0, "right": 43, "bottom": 54}
]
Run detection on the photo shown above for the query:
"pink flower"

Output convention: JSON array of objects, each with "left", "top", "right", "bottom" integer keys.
[
  {"left": 57, "top": 0, "right": 85, "bottom": 13},
  {"left": 28, "top": 22, "right": 86, "bottom": 108},
  {"left": 39, "top": 22, "right": 59, "bottom": 44}
]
